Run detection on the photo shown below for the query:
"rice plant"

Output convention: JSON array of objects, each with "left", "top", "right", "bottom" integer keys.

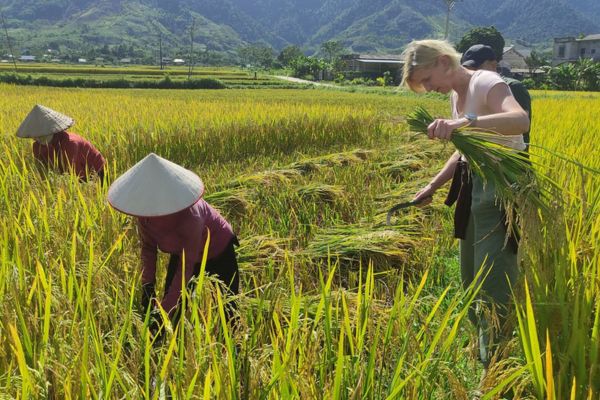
[
  {"left": 297, "top": 183, "right": 345, "bottom": 203},
  {"left": 405, "top": 106, "right": 557, "bottom": 212},
  {"left": 0, "top": 84, "right": 598, "bottom": 399}
]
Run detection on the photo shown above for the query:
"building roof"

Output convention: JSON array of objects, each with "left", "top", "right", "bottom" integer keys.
[
  {"left": 357, "top": 59, "right": 403, "bottom": 64},
  {"left": 360, "top": 54, "right": 402, "bottom": 60},
  {"left": 581, "top": 34, "right": 600, "bottom": 41},
  {"left": 511, "top": 68, "right": 545, "bottom": 74},
  {"left": 520, "top": 49, "right": 532, "bottom": 58},
  {"left": 554, "top": 34, "right": 600, "bottom": 42},
  {"left": 343, "top": 54, "right": 402, "bottom": 62},
  {"left": 503, "top": 45, "right": 532, "bottom": 59}
]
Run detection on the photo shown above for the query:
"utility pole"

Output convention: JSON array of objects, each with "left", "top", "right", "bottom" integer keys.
[
  {"left": 188, "top": 18, "right": 195, "bottom": 79},
  {"left": 443, "top": 0, "right": 460, "bottom": 40},
  {"left": 0, "top": 10, "right": 17, "bottom": 72},
  {"left": 159, "top": 32, "right": 163, "bottom": 70}
]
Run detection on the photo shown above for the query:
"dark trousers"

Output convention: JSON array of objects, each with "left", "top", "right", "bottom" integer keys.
[
  {"left": 165, "top": 236, "right": 240, "bottom": 325},
  {"left": 97, "top": 168, "right": 106, "bottom": 187},
  {"left": 460, "top": 177, "right": 518, "bottom": 367}
]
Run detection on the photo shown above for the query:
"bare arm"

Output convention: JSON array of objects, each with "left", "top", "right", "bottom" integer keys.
[
  {"left": 413, "top": 151, "right": 460, "bottom": 206},
  {"left": 470, "top": 83, "right": 529, "bottom": 135},
  {"left": 427, "top": 83, "right": 530, "bottom": 140}
]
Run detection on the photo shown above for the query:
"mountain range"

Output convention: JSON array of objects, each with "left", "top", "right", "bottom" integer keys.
[{"left": 0, "top": 0, "right": 598, "bottom": 60}]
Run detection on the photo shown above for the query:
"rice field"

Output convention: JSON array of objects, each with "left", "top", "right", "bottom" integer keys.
[
  {"left": 0, "top": 64, "right": 297, "bottom": 89},
  {"left": 0, "top": 84, "right": 598, "bottom": 399}
]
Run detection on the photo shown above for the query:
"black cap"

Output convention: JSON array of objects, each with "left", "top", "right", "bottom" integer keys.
[{"left": 461, "top": 44, "right": 497, "bottom": 68}]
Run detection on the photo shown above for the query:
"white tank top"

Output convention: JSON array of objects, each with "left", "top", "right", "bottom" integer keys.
[{"left": 451, "top": 70, "right": 526, "bottom": 151}]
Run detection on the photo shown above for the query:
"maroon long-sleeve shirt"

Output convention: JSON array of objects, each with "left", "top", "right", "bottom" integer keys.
[
  {"left": 137, "top": 199, "right": 234, "bottom": 314},
  {"left": 33, "top": 131, "right": 106, "bottom": 180}
]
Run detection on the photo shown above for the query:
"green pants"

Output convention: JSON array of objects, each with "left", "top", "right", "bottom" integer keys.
[{"left": 460, "top": 175, "right": 519, "bottom": 367}]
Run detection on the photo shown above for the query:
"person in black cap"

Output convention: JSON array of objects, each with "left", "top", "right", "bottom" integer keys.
[{"left": 461, "top": 44, "right": 532, "bottom": 152}]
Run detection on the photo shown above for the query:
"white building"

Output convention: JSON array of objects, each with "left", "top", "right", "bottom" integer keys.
[
  {"left": 501, "top": 45, "right": 531, "bottom": 70},
  {"left": 553, "top": 34, "right": 600, "bottom": 66},
  {"left": 340, "top": 54, "right": 403, "bottom": 82}
]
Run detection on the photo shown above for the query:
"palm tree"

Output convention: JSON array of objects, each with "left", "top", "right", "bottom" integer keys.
[
  {"left": 575, "top": 57, "right": 600, "bottom": 91},
  {"left": 443, "top": 1, "right": 461, "bottom": 40}
]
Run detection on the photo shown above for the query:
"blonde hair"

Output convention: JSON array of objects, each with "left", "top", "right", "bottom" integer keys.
[{"left": 401, "top": 39, "right": 461, "bottom": 92}]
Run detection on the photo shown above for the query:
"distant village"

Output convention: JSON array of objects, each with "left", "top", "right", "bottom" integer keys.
[
  {"left": 339, "top": 34, "right": 600, "bottom": 83},
  {"left": 1, "top": 51, "right": 187, "bottom": 67},
  {"left": 4, "top": 35, "right": 599, "bottom": 71},
  {"left": 1, "top": 33, "right": 599, "bottom": 90}
]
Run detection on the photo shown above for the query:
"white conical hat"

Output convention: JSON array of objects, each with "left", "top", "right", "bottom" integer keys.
[
  {"left": 16, "top": 104, "right": 74, "bottom": 138},
  {"left": 108, "top": 153, "right": 205, "bottom": 217}
]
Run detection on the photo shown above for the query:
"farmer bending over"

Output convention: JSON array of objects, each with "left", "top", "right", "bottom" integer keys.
[
  {"left": 107, "top": 153, "right": 240, "bottom": 334},
  {"left": 16, "top": 105, "right": 106, "bottom": 182}
]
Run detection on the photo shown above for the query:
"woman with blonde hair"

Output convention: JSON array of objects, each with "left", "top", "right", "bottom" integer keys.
[{"left": 401, "top": 39, "right": 529, "bottom": 370}]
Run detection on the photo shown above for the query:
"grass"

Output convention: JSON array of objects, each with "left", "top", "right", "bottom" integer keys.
[{"left": 0, "top": 85, "right": 598, "bottom": 399}]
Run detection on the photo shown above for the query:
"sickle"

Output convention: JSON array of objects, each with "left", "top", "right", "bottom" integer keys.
[{"left": 386, "top": 197, "right": 431, "bottom": 226}]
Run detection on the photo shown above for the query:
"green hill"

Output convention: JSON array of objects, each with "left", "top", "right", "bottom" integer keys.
[{"left": 0, "top": 0, "right": 598, "bottom": 62}]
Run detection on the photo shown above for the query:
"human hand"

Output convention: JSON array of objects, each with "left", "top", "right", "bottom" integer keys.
[
  {"left": 426, "top": 118, "right": 467, "bottom": 140},
  {"left": 147, "top": 308, "right": 165, "bottom": 342},
  {"left": 141, "top": 282, "right": 156, "bottom": 311},
  {"left": 413, "top": 184, "right": 436, "bottom": 207}
]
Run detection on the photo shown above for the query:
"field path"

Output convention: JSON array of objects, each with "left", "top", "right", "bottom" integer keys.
[{"left": 272, "top": 75, "right": 339, "bottom": 88}]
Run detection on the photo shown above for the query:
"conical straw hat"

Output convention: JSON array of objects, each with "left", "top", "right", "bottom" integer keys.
[
  {"left": 16, "top": 104, "right": 74, "bottom": 138},
  {"left": 108, "top": 153, "right": 205, "bottom": 217}
]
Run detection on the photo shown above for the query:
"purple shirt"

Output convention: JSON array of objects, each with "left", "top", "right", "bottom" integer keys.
[
  {"left": 138, "top": 199, "right": 234, "bottom": 313},
  {"left": 33, "top": 131, "right": 106, "bottom": 180}
]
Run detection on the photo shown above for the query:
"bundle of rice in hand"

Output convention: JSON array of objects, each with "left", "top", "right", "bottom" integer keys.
[{"left": 405, "top": 106, "right": 558, "bottom": 214}]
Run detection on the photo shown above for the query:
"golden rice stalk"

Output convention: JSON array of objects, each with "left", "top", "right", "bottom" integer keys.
[
  {"left": 297, "top": 183, "right": 344, "bottom": 203},
  {"left": 223, "top": 169, "right": 302, "bottom": 189},
  {"left": 303, "top": 225, "right": 419, "bottom": 269},
  {"left": 406, "top": 106, "right": 557, "bottom": 212},
  {"left": 204, "top": 188, "right": 252, "bottom": 217},
  {"left": 377, "top": 158, "right": 425, "bottom": 180},
  {"left": 287, "top": 149, "right": 373, "bottom": 174},
  {"left": 236, "top": 235, "right": 290, "bottom": 266}
]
